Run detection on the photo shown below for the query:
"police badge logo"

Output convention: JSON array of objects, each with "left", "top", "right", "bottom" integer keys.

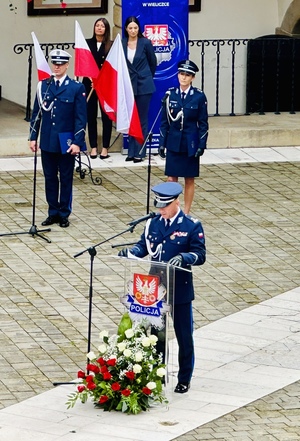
[
  {"left": 144, "top": 24, "right": 175, "bottom": 66},
  {"left": 120, "top": 273, "right": 170, "bottom": 329}
]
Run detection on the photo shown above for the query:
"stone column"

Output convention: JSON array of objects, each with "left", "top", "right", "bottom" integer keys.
[{"left": 113, "top": 0, "right": 122, "bottom": 38}]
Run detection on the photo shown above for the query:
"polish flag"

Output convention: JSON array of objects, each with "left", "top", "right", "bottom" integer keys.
[
  {"left": 74, "top": 20, "right": 99, "bottom": 78},
  {"left": 93, "top": 34, "right": 144, "bottom": 145},
  {"left": 31, "top": 32, "right": 52, "bottom": 81}
]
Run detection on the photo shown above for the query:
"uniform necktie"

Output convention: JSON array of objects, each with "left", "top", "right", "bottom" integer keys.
[
  {"left": 165, "top": 219, "right": 170, "bottom": 230},
  {"left": 181, "top": 91, "right": 186, "bottom": 100},
  {"left": 56, "top": 80, "right": 60, "bottom": 89}
]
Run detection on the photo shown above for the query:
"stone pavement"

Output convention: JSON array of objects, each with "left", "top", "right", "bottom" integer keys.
[{"left": 1, "top": 150, "right": 300, "bottom": 440}]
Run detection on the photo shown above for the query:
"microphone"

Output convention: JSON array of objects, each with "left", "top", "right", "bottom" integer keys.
[
  {"left": 127, "top": 212, "right": 156, "bottom": 226},
  {"left": 161, "top": 90, "right": 171, "bottom": 103},
  {"left": 46, "top": 74, "right": 56, "bottom": 85}
]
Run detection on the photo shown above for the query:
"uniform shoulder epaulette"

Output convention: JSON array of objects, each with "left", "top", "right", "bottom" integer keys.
[
  {"left": 169, "top": 87, "right": 176, "bottom": 91},
  {"left": 185, "top": 214, "right": 199, "bottom": 224},
  {"left": 195, "top": 88, "right": 203, "bottom": 93}
]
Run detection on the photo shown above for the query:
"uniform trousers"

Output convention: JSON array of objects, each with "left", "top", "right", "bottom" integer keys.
[
  {"left": 41, "top": 150, "right": 75, "bottom": 219},
  {"left": 86, "top": 88, "right": 112, "bottom": 149},
  {"left": 154, "top": 301, "right": 195, "bottom": 384},
  {"left": 173, "top": 302, "right": 195, "bottom": 383},
  {"left": 128, "top": 93, "right": 152, "bottom": 159}
]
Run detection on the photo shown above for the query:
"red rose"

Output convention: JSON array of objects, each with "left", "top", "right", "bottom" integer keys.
[
  {"left": 121, "top": 389, "right": 131, "bottom": 397},
  {"left": 142, "top": 387, "right": 152, "bottom": 395},
  {"left": 111, "top": 382, "right": 121, "bottom": 391},
  {"left": 125, "top": 371, "right": 135, "bottom": 381},
  {"left": 100, "top": 365, "right": 108, "bottom": 374},
  {"left": 87, "top": 364, "right": 100, "bottom": 374},
  {"left": 85, "top": 375, "right": 94, "bottom": 383},
  {"left": 107, "top": 358, "right": 117, "bottom": 366},
  {"left": 77, "top": 385, "right": 86, "bottom": 393},
  {"left": 61, "top": 2, "right": 67, "bottom": 8},
  {"left": 87, "top": 382, "right": 97, "bottom": 390},
  {"left": 103, "top": 371, "right": 112, "bottom": 381},
  {"left": 96, "top": 357, "right": 105, "bottom": 366},
  {"left": 99, "top": 395, "right": 109, "bottom": 404},
  {"left": 77, "top": 370, "right": 85, "bottom": 379}
]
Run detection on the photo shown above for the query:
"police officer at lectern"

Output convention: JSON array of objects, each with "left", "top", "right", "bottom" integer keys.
[
  {"left": 29, "top": 49, "right": 87, "bottom": 228},
  {"left": 119, "top": 182, "right": 206, "bottom": 393}
]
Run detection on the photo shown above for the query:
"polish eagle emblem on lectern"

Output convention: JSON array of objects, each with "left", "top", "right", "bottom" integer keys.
[
  {"left": 134, "top": 274, "right": 158, "bottom": 306},
  {"left": 120, "top": 273, "right": 170, "bottom": 329}
]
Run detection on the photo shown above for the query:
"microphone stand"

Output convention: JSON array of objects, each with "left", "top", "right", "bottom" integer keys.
[
  {"left": 138, "top": 99, "right": 165, "bottom": 214},
  {"left": 0, "top": 78, "right": 55, "bottom": 243},
  {"left": 53, "top": 221, "right": 141, "bottom": 386}
]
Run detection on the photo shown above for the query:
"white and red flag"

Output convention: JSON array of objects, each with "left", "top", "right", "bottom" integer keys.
[
  {"left": 31, "top": 32, "right": 52, "bottom": 81},
  {"left": 94, "top": 34, "right": 144, "bottom": 145},
  {"left": 74, "top": 20, "right": 99, "bottom": 78}
]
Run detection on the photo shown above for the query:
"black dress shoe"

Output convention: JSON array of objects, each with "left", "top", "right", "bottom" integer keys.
[
  {"left": 59, "top": 217, "right": 70, "bottom": 228},
  {"left": 90, "top": 148, "right": 98, "bottom": 159},
  {"left": 174, "top": 383, "right": 190, "bottom": 394},
  {"left": 41, "top": 216, "right": 60, "bottom": 226},
  {"left": 133, "top": 158, "right": 143, "bottom": 163},
  {"left": 125, "top": 156, "right": 134, "bottom": 162},
  {"left": 100, "top": 154, "right": 110, "bottom": 160}
]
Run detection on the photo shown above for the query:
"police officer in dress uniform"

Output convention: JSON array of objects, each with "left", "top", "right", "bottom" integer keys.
[
  {"left": 29, "top": 49, "right": 87, "bottom": 228},
  {"left": 159, "top": 60, "right": 208, "bottom": 215},
  {"left": 118, "top": 182, "right": 206, "bottom": 393}
]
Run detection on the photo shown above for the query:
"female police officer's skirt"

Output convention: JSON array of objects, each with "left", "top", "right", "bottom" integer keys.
[{"left": 165, "top": 150, "right": 200, "bottom": 178}]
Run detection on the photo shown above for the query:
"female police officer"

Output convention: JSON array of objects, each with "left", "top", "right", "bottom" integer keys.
[{"left": 159, "top": 60, "right": 208, "bottom": 214}]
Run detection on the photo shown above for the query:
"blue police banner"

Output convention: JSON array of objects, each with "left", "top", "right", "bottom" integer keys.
[{"left": 122, "top": 0, "right": 189, "bottom": 150}]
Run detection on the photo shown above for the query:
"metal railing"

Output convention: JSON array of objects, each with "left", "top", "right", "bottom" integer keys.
[
  {"left": 14, "top": 36, "right": 299, "bottom": 121},
  {"left": 188, "top": 38, "right": 249, "bottom": 116}
]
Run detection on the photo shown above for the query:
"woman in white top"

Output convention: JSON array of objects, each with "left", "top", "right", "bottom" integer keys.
[{"left": 122, "top": 16, "right": 157, "bottom": 162}]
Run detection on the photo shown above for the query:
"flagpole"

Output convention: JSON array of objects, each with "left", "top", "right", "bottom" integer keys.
[{"left": 86, "top": 88, "right": 94, "bottom": 102}]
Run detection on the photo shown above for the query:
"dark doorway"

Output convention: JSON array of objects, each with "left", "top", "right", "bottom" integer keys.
[{"left": 246, "top": 35, "right": 300, "bottom": 113}]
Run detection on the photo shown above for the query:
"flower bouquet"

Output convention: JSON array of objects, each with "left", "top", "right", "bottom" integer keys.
[{"left": 67, "top": 313, "right": 167, "bottom": 414}]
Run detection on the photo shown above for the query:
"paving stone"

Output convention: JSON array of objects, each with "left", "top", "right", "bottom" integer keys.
[{"left": 1, "top": 162, "right": 300, "bottom": 438}]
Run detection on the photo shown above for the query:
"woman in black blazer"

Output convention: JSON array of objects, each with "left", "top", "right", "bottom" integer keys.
[
  {"left": 122, "top": 16, "right": 157, "bottom": 163},
  {"left": 83, "top": 18, "right": 113, "bottom": 160}
]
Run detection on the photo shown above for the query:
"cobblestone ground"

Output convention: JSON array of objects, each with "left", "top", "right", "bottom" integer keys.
[{"left": 1, "top": 161, "right": 300, "bottom": 440}]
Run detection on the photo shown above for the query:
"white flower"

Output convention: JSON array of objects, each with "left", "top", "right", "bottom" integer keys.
[
  {"left": 98, "top": 344, "right": 107, "bottom": 354},
  {"left": 135, "top": 351, "right": 144, "bottom": 362},
  {"left": 99, "top": 330, "right": 109, "bottom": 340},
  {"left": 157, "top": 367, "right": 166, "bottom": 378},
  {"left": 142, "top": 337, "right": 151, "bottom": 347},
  {"left": 87, "top": 351, "right": 96, "bottom": 360},
  {"left": 124, "top": 328, "right": 134, "bottom": 338},
  {"left": 133, "top": 364, "right": 142, "bottom": 374},
  {"left": 149, "top": 334, "right": 158, "bottom": 345},
  {"left": 123, "top": 348, "right": 132, "bottom": 358},
  {"left": 117, "top": 342, "right": 127, "bottom": 352},
  {"left": 146, "top": 381, "right": 157, "bottom": 390}
]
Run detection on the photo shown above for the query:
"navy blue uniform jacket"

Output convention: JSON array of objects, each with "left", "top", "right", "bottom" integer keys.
[
  {"left": 30, "top": 76, "right": 87, "bottom": 153},
  {"left": 131, "top": 210, "right": 206, "bottom": 304},
  {"left": 160, "top": 86, "right": 208, "bottom": 156},
  {"left": 122, "top": 37, "right": 157, "bottom": 96}
]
